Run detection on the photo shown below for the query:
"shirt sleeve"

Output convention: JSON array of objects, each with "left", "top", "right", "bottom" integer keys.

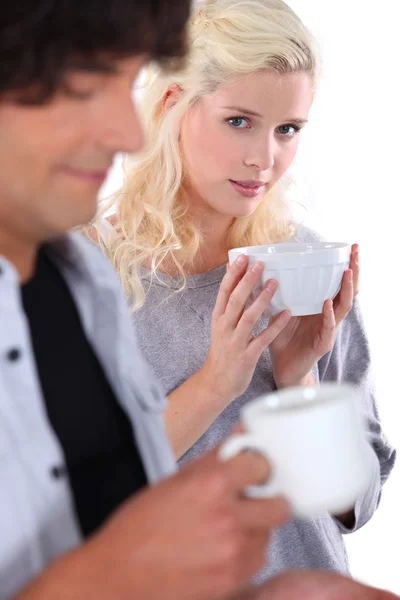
[{"left": 317, "top": 299, "right": 396, "bottom": 533}]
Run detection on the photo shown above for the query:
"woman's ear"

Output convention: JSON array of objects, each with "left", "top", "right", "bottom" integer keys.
[{"left": 162, "top": 84, "right": 183, "bottom": 112}]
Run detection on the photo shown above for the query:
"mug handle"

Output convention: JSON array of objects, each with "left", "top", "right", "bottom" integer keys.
[{"left": 218, "top": 434, "right": 281, "bottom": 498}]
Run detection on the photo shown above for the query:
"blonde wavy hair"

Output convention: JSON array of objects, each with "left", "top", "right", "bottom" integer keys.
[{"left": 98, "top": 0, "right": 320, "bottom": 310}]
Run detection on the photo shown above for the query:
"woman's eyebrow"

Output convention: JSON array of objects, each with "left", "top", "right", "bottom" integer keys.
[{"left": 221, "top": 106, "right": 308, "bottom": 125}]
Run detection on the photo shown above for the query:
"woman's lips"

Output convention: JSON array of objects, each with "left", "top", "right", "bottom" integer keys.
[{"left": 229, "top": 179, "right": 266, "bottom": 198}]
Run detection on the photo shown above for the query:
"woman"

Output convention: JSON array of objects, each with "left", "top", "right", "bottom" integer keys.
[{"left": 92, "top": 0, "right": 394, "bottom": 582}]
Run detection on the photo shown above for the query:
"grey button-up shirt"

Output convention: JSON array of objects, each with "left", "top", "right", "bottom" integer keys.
[{"left": 0, "top": 233, "right": 176, "bottom": 599}]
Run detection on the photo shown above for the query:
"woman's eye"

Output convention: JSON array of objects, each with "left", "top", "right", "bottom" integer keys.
[
  {"left": 227, "top": 116, "right": 250, "bottom": 129},
  {"left": 277, "top": 124, "right": 300, "bottom": 137}
]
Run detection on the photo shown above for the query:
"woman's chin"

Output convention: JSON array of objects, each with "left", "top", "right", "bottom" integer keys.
[{"left": 229, "top": 205, "right": 260, "bottom": 219}]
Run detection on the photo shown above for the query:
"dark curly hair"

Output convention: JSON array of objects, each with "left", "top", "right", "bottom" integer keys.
[{"left": 0, "top": 0, "right": 190, "bottom": 104}]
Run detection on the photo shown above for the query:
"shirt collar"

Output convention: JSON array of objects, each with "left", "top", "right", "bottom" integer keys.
[{"left": 0, "top": 230, "right": 111, "bottom": 290}]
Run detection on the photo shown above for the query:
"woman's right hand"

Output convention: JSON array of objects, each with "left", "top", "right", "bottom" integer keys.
[{"left": 201, "top": 255, "right": 291, "bottom": 403}]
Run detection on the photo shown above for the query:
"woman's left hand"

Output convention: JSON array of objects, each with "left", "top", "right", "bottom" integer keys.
[{"left": 268, "top": 244, "right": 360, "bottom": 389}]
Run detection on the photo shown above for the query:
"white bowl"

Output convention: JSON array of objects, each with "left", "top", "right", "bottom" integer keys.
[{"left": 228, "top": 242, "right": 351, "bottom": 316}]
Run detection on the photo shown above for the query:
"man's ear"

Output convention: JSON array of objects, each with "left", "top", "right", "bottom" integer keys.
[{"left": 162, "top": 84, "right": 183, "bottom": 112}]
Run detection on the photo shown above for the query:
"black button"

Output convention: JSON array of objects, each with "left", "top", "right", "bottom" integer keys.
[
  {"left": 7, "top": 348, "right": 21, "bottom": 362},
  {"left": 50, "top": 465, "right": 67, "bottom": 480}
]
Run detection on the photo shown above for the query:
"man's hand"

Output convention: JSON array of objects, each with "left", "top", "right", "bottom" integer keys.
[
  {"left": 91, "top": 449, "right": 289, "bottom": 600},
  {"left": 16, "top": 447, "right": 289, "bottom": 600}
]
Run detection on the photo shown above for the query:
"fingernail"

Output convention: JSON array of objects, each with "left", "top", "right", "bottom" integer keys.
[
  {"left": 348, "top": 270, "right": 353, "bottom": 282},
  {"left": 236, "top": 255, "right": 245, "bottom": 266},
  {"left": 266, "top": 279, "right": 277, "bottom": 293},
  {"left": 252, "top": 261, "right": 264, "bottom": 274}
]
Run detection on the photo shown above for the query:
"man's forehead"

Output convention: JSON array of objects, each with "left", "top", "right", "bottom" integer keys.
[{"left": 65, "top": 54, "right": 147, "bottom": 76}]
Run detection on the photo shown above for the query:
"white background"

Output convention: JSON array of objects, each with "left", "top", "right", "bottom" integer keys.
[
  {"left": 285, "top": 2, "right": 399, "bottom": 592},
  {"left": 99, "top": 0, "right": 399, "bottom": 592}
]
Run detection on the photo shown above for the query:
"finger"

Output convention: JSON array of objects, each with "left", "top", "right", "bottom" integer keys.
[
  {"left": 235, "top": 279, "right": 278, "bottom": 338},
  {"left": 213, "top": 255, "right": 249, "bottom": 318},
  {"left": 350, "top": 244, "right": 360, "bottom": 296},
  {"left": 222, "top": 449, "right": 272, "bottom": 490},
  {"left": 351, "top": 242, "right": 359, "bottom": 255},
  {"left": 224, "top": 261, "right": 266, "bottom": 326},
  {"left": 323, "top": 298, "right": 336, "bottom": 323},
  {"left": 316, "top": 299, "right": 336, "bottom": 350},
  {"left": 334, "top": 269, "right": 354, "bottom": 324},
  {"left": 247, "top": 310, "right": 291, "bottom": 361},
  {"left": 237, "top": 497, "right": 291, "bottom": 531}
]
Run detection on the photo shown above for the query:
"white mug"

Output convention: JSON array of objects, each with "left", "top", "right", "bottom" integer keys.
[{"left": 219, "top": 384, "right": 375, "bottom": 519}]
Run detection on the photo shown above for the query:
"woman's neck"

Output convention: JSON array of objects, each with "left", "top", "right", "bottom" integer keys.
[{"left": 189, "top": 210, "right": 234, "bottom": 274}]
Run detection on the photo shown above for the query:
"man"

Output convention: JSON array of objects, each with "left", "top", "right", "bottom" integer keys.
[{"left": 0, "top": 2, "right": 396, "bottom": 599}]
